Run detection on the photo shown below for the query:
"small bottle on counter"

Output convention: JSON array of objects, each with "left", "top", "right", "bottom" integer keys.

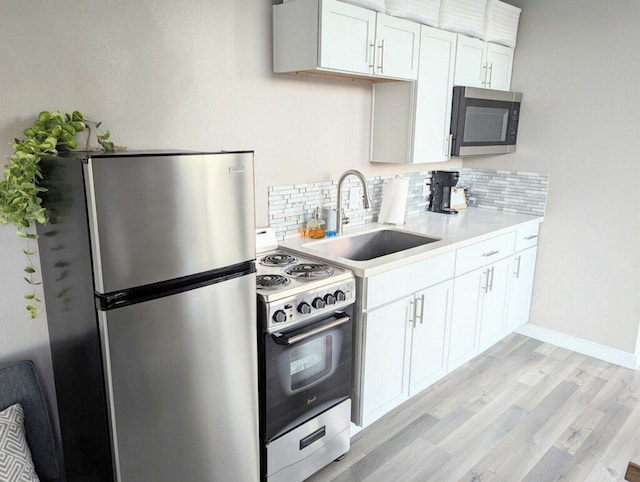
[{"left": 306, "top": 207, "right": 326, "bottom": 239}]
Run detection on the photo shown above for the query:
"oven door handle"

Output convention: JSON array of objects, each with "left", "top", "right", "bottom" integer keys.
[{"left": 272, "top": 313, "right": 350, "bottom": 346}]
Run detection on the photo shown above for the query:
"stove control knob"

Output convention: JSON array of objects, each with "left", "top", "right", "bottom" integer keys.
[
  {"left": 272, "top": 310, "right": 287, "bottom": 324},
  {"left": 334, "top": 290, "right": 346, "bottom": 302},
  {"left": 312, "top": 297, "right": 326, "bottom": 309},
  {"left": 324, "top": 293, "right": 336, "bottom": 306},
  {"left": 297, "top": 302, "right": 311, "bottom": 314}
]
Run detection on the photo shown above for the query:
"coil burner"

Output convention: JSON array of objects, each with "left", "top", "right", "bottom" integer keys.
[
  {"left": 259, "top": 253, "right": 298, "bottom": 267},
  {"left": 282, "top": 263, "right": 335, "bottom": 280},
  {"left": 256, "top": 274, "right": 291, "bottom": 290}
]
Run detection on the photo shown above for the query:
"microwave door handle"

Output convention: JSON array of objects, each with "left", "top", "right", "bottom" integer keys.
[{"left": 272, "top": 314, "right": 350, "bottom": 345}]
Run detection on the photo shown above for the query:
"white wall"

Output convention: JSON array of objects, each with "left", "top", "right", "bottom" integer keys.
[
  {"left": 467, "top": 0, "right": 640, "bottom": 355},
  {"left": 0, "top": 0, "right": 455, "bottom": 432}
]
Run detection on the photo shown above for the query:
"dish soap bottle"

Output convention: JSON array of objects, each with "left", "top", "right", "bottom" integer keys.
[{"left": 306, "top": 207, "right": 326, "bottom": 239}]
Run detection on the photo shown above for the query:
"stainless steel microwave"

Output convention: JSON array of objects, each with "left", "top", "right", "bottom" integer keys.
[{"left": 450, "top": 86, "right": 522, "bottom": 157}]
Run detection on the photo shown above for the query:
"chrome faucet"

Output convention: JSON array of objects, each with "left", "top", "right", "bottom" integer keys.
[{"left": 336, "top": 169, "right": 371, "bottom": 235}]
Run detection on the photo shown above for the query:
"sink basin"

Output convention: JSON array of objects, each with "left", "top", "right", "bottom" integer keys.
[{"left": 304, "top": 229, "right": 440, "bottom": 261}]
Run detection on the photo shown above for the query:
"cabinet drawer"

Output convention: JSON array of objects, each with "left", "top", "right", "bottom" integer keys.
[
  {"left": 365, "top": 251, "right": 455, "bottom": 309},
  {"left": 515, "top": 223, "right": 540, "bottom": 251},
  {"left": 455, "top": 232, "right": 515, "bottom": 276}
]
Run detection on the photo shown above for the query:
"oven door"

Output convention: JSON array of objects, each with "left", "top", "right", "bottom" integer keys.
[
  {"left": 451, "top": 86, "right": 521, "bottom": 156},
  {"left": 263, "top": 309, "right": 352, "bottom": 441}
]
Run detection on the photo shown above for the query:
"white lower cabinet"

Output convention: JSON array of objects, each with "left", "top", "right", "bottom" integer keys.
[
  {"left": 477, "top": 257, "right": 510, "bottom": 351},
  {"left": 360, "top": 279, "right": 453, "bottom": 427},
  {"left": 448, "top": 269, "right": 482, "bottom": 369},
  {"left": 355, "top": 222, "right": 541, "bottom": 429},
  {"left": 408, "top": 281, "right": 453, "bottom": 396},
  {"left": 361, "top": 297, "right": 412, "bottom": 427},
  {"left": 506, "top": 246, "right": 538, "bottom": 332},
  {"left": 449, "top": 259, "right": 511, "bottom": 370}
]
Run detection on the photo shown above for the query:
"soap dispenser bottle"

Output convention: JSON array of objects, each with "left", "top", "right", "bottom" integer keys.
[{"left": 306, "top": 207, "right": 326, "bottom": 239}]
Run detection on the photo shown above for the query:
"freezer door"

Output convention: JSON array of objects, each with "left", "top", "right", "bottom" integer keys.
[
  {"left": 99, "top": 273, "right": 259, "bottom": 482},
  {"left": 84, "top": 151, "right": 255, "bottom": 293}
]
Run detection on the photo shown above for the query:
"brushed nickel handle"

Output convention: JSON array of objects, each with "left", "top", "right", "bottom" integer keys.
[
  {"left": 482, "top": 250, "right": 499, "bottom": 257},
  {"left": 514, "top": 255, "right": 522, "bottom": 279},
  {"left": 369, "top": 41, "right": 375, "bottom": 72},
  {"left": 524, "top": 234, "right": 538, "bottom": 240},
  {"left": 483, "top": 269, "right": 491, "bottom": 294},
  {"left": 487, "top": 63, "right": 494, "bottom": 88},
  {"left": 447, "top": 134, "right": 453, "bottom": 160},
  {"left": 377, "top": 39, "right": 385, "bottom": 73},
  {"left": 488, "top": 266, "right": 495, "bottom": 292},
  {"left": 481, "top": 64, "right": 488, "bottom": 87},
  {"left": 415, "top": 294, "right": 425, "bottom": 325},
  {"left": 409, "top": 298, "right": 417, "bottom": 328}
]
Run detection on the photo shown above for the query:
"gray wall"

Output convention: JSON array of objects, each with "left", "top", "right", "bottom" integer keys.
[{"left": 468, "top": 0, "right": 640, "bottom": 355}]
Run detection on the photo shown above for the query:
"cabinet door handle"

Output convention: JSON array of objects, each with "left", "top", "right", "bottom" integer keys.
[
  {"left": 488, "top": 266, "right": 495, "bottom": 292},
  {"left": 415, "top": 294, "right": 425, "bottom": 325},
  {"left": 377, "top": 39, "right": 385, "bottom": 73},
  {"left": 481, "top": 63, "right": 488, "bottom": 87},
  {"left": 482, "top": 250, "right": 499, "bottom": 257},
  {"left": 446, "top": 134, "right": 453, "bottom": 160},
  {"left": 369, "top": 41, "right": 376, "bottom": 72},
  {"left": 524, "top": 234, "right": 538, "bottom": 240},
  {"left": 487, "top": 63, "right": 494, "bottom": 88},
  {"left": 514, "top": 255, "right": 522, "bottom": 279},
  {"left": 483, "top": 269, "right": 491, "bottom": 293},
  {"left": 409, "top": 298, "right": 417, "bottom": 328}
]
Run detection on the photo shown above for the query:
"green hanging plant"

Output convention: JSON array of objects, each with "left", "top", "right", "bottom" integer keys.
[{"left": 0, "top": 110, "right": 122, "bottom": 319}]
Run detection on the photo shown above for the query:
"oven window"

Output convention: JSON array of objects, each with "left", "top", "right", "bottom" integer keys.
[
  {"left": 290, "top": 335, "right": 333, "bottom": 391},
  {"left": 463, "top": 106, "right": 509, "bottom": 143}
]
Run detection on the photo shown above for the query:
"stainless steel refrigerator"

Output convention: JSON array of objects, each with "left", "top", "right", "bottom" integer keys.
[{"left": 37, "top": 151, "right": 260, "bottom": 482}]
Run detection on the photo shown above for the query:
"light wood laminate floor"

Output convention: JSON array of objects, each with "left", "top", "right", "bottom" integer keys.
[{"left": 307, "top": 333, "right": 640, "bottom": 482}]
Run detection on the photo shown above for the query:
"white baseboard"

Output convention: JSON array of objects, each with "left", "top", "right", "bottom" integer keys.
[{"left": 516, "top": 323, "right": 640, "bottom": 369}]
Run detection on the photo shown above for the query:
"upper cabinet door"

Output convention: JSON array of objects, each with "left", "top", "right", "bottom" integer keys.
[
  {"left": 454, "top": 34, "right": 514, "bottom": 90},
  {"left": 320, "top": 0, "right": 377, "bottom": 75},
  {"left": 413, "top": 26, "right": 457, "bottom": 162},
  {"left": 454, "top": 35, "right": 486, "bottom": 88},
  {"left": 485, "top": 43, "right": 514, "bottom": 91},
  {"left": 374, "top": 13, "right": 420, "bottom": 80}
]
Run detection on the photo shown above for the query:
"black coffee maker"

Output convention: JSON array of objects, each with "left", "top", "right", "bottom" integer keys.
[{"left": 428, "top": 170, "right": 460, "bottom": 214}]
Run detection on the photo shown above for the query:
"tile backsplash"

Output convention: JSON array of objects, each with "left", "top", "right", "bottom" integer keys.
[{"left": 268, "top": 168, "right": 549, "bottom": 240}]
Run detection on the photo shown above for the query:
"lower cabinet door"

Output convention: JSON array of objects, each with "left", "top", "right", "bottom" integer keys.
[
  {"left": 506, "top": 247, "right": 538, "bottom": 332},
  {"left": 477, "top": 257, "right": 510, "bottom": 352},
  {"left": 408, "top": 280, "right": 453, "bottom": 396},
  {"left": 449, "top": 269, "right": 483, "bottom": 370},
  {"left": 361, "top": 297, "right": 411, "bottom": 426}
]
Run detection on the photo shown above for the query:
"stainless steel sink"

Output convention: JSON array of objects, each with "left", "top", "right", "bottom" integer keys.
[{"left": 304, "top": 229, "right": 440, "bottom": 261}]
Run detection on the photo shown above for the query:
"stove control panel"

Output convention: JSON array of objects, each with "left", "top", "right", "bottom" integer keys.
[{"left": 264, "top": 279, "right": 356, "bottom": 333}]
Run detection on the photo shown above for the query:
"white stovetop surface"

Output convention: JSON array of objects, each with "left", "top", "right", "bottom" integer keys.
[{"left": 281, "top": 207, "right": 544, "bottom": 277}]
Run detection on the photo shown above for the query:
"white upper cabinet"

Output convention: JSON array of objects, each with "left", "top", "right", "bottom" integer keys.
[
  {"left": 319, "top": 0, "right": 377, "bottom": 75},
  {"left": 373, "top": 14, "right": 421, "bottom": 79},
  {"left": 454, "top": 34, "right": 514, "bottom": 90},
  {"left": 485, "top": 42, "right": 514, "bottom": 91},
  {"left": 371, "top": 25, "right": 457, "bottom": 164},
  {"left": 274, "top": 0, "right": 420, "bottom": 81}
]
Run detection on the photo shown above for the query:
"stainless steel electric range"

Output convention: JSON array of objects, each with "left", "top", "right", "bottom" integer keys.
[{"left": 256, "top": 228, "right": 355, "bottom": 482}]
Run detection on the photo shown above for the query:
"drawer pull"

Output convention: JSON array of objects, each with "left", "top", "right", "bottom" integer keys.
[
  {"left": 482, "top": 250, "right": 499, "bottom": 257},
  {"left": 524, "top": 235, "right": 538, "bottom": 240}
]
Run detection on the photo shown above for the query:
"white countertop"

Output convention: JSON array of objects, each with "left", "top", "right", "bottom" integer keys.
[{"left": 281, "top": 208, "right": 544, "bottom": 277}]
